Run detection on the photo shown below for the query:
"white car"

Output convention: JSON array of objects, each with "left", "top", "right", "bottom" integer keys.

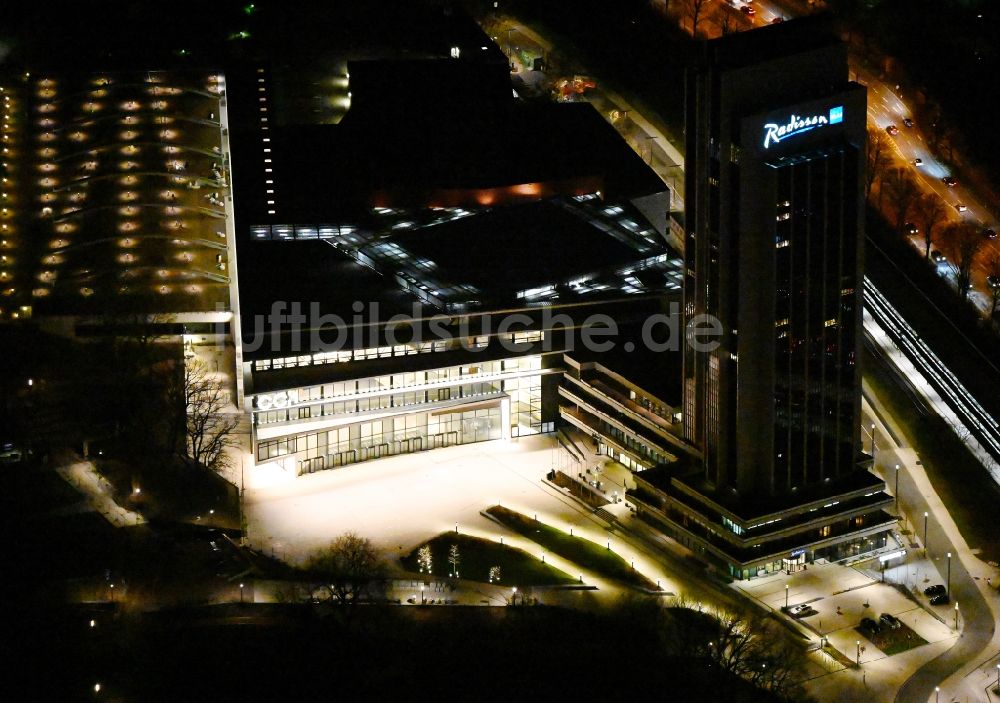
[{"left": 955, "top": 203, "right": 968, "bottom": 213}]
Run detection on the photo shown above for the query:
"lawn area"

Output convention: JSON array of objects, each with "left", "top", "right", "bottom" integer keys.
[
  {"left": 400, "top": 533, "right": 575, "bottom": 587},
  {"left": 854, "top": 621, "right": 928, "bottom": 657},
  {"left": 3, "top": 466, "right": 85, "bottom": 516},
  {"left": 484, "top": 505, "right": 657, "bottom": 590},
  {"left": 94, "top": 454, "right": 239, "bottom": 528}
]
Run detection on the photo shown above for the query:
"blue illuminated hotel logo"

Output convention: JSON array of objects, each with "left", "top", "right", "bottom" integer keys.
[{"left": 763, "top": 105, "right": 844, "bottom": 149}]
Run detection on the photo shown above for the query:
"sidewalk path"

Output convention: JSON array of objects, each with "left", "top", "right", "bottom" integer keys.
[
  {"left": 56, "top": 461, "right": 145, "bottom": 528},
  {"left": 863, "top": 384, "right": 999, "bottom": 703}
]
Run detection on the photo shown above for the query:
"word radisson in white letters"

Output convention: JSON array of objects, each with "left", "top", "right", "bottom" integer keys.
[{"left": 762, "top": 106, "right": 843, "bottom": 149}]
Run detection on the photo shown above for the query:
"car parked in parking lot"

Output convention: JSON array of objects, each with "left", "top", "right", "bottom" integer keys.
[
  {"left": 924, "top": 584, "right": 946, "bottom": 596},
  {"left": 902, "top": 118, "right": 914, "bottom": 128},
  {"left": 941, "top": 176, "right": 958, "bottom": 187},
  {"left": 789, "top": 603, "right": 817, "bottom": 618},
  {"left": 982, "top": 228, "right": 997, "bottom": 240},
  {"left": 931, "top": 250, "right": 946, "bottom": 264},
  {"left": 988, "top": 274, "right": 1000, "bottom": 289},
  {"left": 860, "top": 617, "right": 881, "bottom": 634},
  {"left": 955, "top": 203, "right": 968, "bottom": 212},
  {"left": 903, "top": 222, "right": 918, "bottom": 235},
  {"left": 879, "top": 613, "right": 901, "bottom": 629},
  {"left": 930, "top": 593, "right": 951, "bottom": 605}
]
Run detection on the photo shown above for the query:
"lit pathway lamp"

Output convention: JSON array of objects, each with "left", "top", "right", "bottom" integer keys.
[
  {"left": 946, "top": 552, "right": 952, "bottom": 597},
  {"left": 856, "top": 640, "right": 861, "bottom": 667},
  {"left": 954, "top": 602, "right": 959, "bottom": 630},
  {"left": 785, "top": 584, "right": 789, "bottom": 610},
  {"left": 894, "top": 464, "right": 900, "bottom": 515},
  {"left": 923, "top": 512, "right": 929, "bottom": 555}
]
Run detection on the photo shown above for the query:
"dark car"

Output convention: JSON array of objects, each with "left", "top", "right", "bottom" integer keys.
[
  {"left": 886, "top": 125, "right": 900, "bottom": 136},
  {"left": 987, "top": 275, "right": 1000, "bottom": 289},
  {"left": 931, "top": 250, "right": 946, "bottom": 264},
  {"left": 941, "top": 176, "right": 958, "bottom": 187},
  {"left": 771, "top": 16, "right": 784, "bottom": 23},
  {"left": 741, "top": 5, "right": 756, "bottom": 15},
  {"left": 924, "top": 584, "right": 946, "bottom": 596},
  {"left": 903, "top": 118, "right": 914, "bottom": 128},
  {"left": 860, "top": 617, "right": 881, "bottom": 634},
  {"left": 903, "top": 222, "right": 918, "bottom": 235},
  {"left": 930, "top": 593, "right": 951, "bottom": 605},
  {"left": 982, "top": 228, "right": 997, "bottom": 240},
  {"left": 879, "top": 613, "right": 901, "bottom": 629}
]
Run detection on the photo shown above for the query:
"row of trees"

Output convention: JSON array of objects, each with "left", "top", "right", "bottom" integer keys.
[
  {"left": 616, "top": 594, "right": 812, "bottom": 701},
  {"left": 85, "top": 307, "right": 241, "bottom": 476},
  {"left": 868, "top": 128, "right": 1000, "bottom": 318}
]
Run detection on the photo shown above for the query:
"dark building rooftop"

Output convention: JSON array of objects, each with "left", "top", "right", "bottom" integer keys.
[{"left": 691, "top": 14, "right": 839, "bottom": 70}]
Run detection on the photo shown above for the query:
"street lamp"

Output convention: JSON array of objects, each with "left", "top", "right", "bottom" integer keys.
[
  {"left": 954, "top": 602, "right": 959, "bottom": 629},
  {"left": 923, "top": 512, "right": 929, "bottom": 554},
  {"left": 239, "top": 582, "right": 245, "bottom": 603},
  {"left": 512, "top": 586, "right": 518, "bottom": 606},
  {"left": 935, "top": 686, "right": 940, "bottom": 703},
  {"left": 871, "top": 423, "right": 876, "bottom": 457},
  {"left": 946, "top": 552, "right": 952, "bottom": 597},
  {"left": 894, "top": 464, "right": 900, "bottom": 514},
  {"left": 856, "top": 640, "right": 861, "bottom": 666},
  {"left": 785, "top": 584, "right": 789, "bottom": 610}
]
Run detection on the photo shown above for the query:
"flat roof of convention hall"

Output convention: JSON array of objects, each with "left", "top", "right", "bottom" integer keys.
[
  {"left": 224, "top": 56, "right": 665, "bottom": 229},
  {"left": 232, "top": 195, "right": 684, "bottom": 353}
]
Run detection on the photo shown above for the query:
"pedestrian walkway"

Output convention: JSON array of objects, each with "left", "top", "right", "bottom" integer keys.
[
  {"left": 56, "top": 461, "right": 145, "bottom": 528},
  {"left": 862, "top": 385, "right": 1000, "bottom": 702}
]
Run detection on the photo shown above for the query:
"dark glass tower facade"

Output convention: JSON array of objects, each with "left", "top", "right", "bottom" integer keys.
[
  {"left": 634, "top": 20, "right": 897, "bottom": 580},
  {"left": 682, "top": 22, "right": 867, "bottom": 497}
]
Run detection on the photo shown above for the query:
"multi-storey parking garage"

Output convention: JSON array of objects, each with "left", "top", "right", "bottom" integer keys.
[{"left": 0, "top": 70, "right": 230, "bottom": 320}]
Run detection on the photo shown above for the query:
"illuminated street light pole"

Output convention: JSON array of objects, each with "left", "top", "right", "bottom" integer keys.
[
  {"left": 894, "top": 464, "right": 900, "bottom": 515},
  {"left": 954, "top": 602, "right": 959, "bottom": 629},
  {"left": 239, "top": 582, "right": 245, "bottom": 604},
  {"left": 856, "top": 640, "right": 861, "bottom": 666},
  {"left": 785, "top": 584, "right": 789, "bottom": 610},
  {"left": 923, "top": 512, "right": 929, "bottom": 554},
  {"left": 946, "top": 552, "right": 952, "bottom": 597},
  {"left": 935, "top": 686, "right": 940, "bottom": 703}
]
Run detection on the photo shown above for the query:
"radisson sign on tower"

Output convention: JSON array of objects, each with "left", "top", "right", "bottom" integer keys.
[{"left": 762, "top": 105, "right": 843, "bottom": 149}]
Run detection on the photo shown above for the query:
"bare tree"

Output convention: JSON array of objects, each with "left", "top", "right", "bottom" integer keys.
[
  {"left": 718, "top": 6, "right": 735, "bottom": 35},
  {"left": 685, "top": 0, "right": 710, "bottom": 37},
  {"left": 913, "top": 193, "right": 950, "bottom": 259},
  {"left": 172, "top": 359, "right": 239, "bottom": 473},
  {"left": 706, "top": 606, "right": 808, "bottom": 699},
  {"left": 938, "top": 221, "right": 985, "bottom": 300},
  {"left": 305, "top": 532, "right": 387, "bottom": 604},
  {"left": 866, "top": 127, "right": 890, "bottom": 203},
  {"left": 882, "top": 167, "right": 921, "bottom": 235}
]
